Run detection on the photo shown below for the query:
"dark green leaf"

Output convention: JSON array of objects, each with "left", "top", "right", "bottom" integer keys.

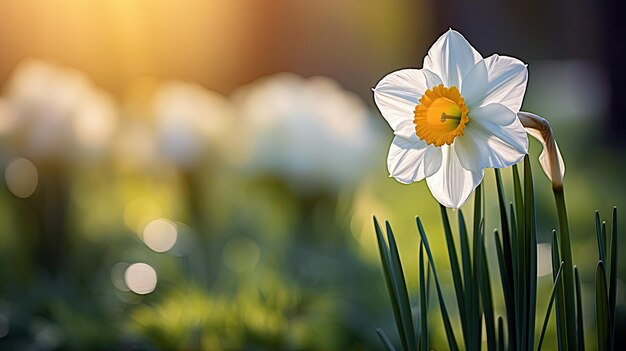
[
  {"left": 374, "top": 217, "right": 409, "bottom": 351},
  {"left": 553, "top": 185, "right": 577, "bottom": 349},
  {"left": 377, "top": 328, "right": 399, "bottom": 351},
  {"left": 416, "top": 217, "right": 459, "bottom": 351},
  {"left": 596, "top": 261, "right": 610, "bottom": 351},
  {"left": 497, "top": 316, "right": 505, "bottom": 351},
  {"left": 596, "top": 211, "right": 606, "bottom": 263},
  {"left": 609, "top": 207, "right": 618, "bottom": 349},
  {"left": 552, "top": 231, "right": 567, "bottom": 351},
  {"left": 495, "top": 229, "right": 516, "bottom": 349},
  {"left": 458, "top": 210, "right": 477, "bottom": 350},
  {"left": 478, "top": 232, "right": 496, "bottom": 351},
  {"left": 537, "top": 262, "right": 564, "bottom": 351},
  {"left": 439, "top": 205, "right": 467, "bottom": 335},
  {"left": 575, "top": 267, "right": 585, "bottom": 351},
  {"left": 386, "top": 221, "right": 417, "bottom": 351},
  {"left": 419, "top": 242, "right": 428, "bottom": 351}
]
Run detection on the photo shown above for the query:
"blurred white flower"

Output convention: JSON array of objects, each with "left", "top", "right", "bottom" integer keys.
[
  {"left": 153, "top": 81, "right": 232, "bottom": 169},
  {"left": 233, "top": 73, "right": 381, "bottom": 192},
  {"left": 374, "top": 29, "right": 529, "bottom": 208},
  {"left": 2, "top": 59, "right": 118, "bottom": 162}
]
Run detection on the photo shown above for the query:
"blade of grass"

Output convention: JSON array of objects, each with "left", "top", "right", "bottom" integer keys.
[
  {"left": 377, "top": 328, "right": 399, "bottom": 351},
  {"left": 596, "top": 261, "right": 610, "bottom": 351},
  {"left": 537, "top": 261, "right": 564, "bottom": 351},
  {"left": 417, "top": 217, "right": 459, "bottom": 351},
  {"left": 386, "top": 221, "right": 417, "bottom": 351},
  {"left": 574, "top": 267, "right": 585, "bottom": 351},
  {"left": 374, "top": 217, "right": 409, "bottom": 351}
]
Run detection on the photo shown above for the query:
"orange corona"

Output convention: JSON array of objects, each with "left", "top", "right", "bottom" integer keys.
[{"left": 413, "top": 84, "right": 469, "bottom": 146}]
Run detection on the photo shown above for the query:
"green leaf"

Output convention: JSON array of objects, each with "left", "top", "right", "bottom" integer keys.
[
  {"left": 575, "top": 267, "right": 585, "bottom": 351},
  {"left": 497, "top": 316, "right": 505, "bottom": 351},
  {"left": 374, "top": 217, "right": 409, "bottom": 351},
  {"left": 377, "top": 328, "right": 399, "bottom": 351},
  {"left": 416, "top": 217, "right": 459, "bottom": 351},
  {"left": 524, "top": 157, "right": 537, "bottom": 348},
  {"left": 524, "top": 156, "right": 537, "bottom": 351},
  {"left": 537, "top": 261, "right": 564, "bottom": 351},
  {"left": 552, "top": 230, "right": 567, "bottom": 351},
  {"left": 596, "top": 261, "right": 610, "bottom": 351},
  {"left": 512, "top": 164, "right": 524, "bottom": 351},
  {"left": 512, "top": 164, "right": 525, "bottom": 252},
  {"left": 609, "top": 207, "right": 618, "bottom": 348},
  {"left": 458, "top": 210, "right": 478, "bottom": 350},
  {"left": 419, "top": 242, "right": 429, "bottom": 351},
  {"left": 596, "top": 211, "right": 606, "bottom": 263},
  {"left": 386, "top": 221, "right": 417, "bottom": 351},
  {"left": 494, "top": 169, "right": 517, "bottom": 348},
  {"left": 478, "top": 232, "right": 496, "bottom": 351},
  {"left": 553, "top": 182, "right": 577, "bottom": 350},
  {"left": 439, "top": 205, "right": 467, "bottom": 335},
  {"left": 494, "top": 229, "right": 516, "bottom": 348},
  {"left": 472, "top": 185, "right": 485, "bottom": 351}
]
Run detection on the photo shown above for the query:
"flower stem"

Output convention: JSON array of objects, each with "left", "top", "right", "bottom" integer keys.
[{"left": 553, "top": 185, "right": 578, "bottom": 350}]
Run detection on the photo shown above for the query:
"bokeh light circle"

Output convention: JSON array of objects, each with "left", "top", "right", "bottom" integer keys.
[
  {"left": 124, "top": 263, "right": 157, "bottom": 295},
  {"left": 142, "top": 218, "right": 178, "bottom": 253},
  {"left": 5, "top": 157, "right": 38, "bottom": 198}
]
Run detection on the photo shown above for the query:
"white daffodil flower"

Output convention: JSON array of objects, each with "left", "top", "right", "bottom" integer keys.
[{"left": 374, "top": 29, "right": 529, "bottom": 208}]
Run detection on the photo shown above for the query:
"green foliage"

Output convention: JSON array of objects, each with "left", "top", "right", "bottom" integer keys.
[
  {"left": 374, "top": 156, "right": 620, "bottom": 351},
  {"left": 594, "top": 207, "right": 618, "bottom": 351}
]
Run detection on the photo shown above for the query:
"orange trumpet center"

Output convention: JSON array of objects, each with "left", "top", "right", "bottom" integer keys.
[{"left": 414, "top": 84, "right": 469, "bottom": 146}]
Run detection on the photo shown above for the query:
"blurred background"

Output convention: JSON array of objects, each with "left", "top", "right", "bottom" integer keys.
[{"left": 0, "top": 0, "right": 623, "bottom": 350}]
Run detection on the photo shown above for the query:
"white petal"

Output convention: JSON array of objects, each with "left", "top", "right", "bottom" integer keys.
[
  {"left": 423, "top": 29, "right": 482, "bottom": 88},
  {"left": 470, "top": 101, "right": 518, "bottom": 126},
  {"left": 424, "top": 146, "right": 443, "bottom": 177},
  {"left": 374, "top": 69, "right": 442, "bottom": 131},
  {"left": 461, "top": 54, "right": 528, "bottom": 112},
  {"left": 456, "top": 121, "right": 528, "bottom": 170},
  {"left": 457, "top": 103, "right": 528, "bottom": 169},
  {"left": 426, "top": 144, "right": 484, "bottom": 209},
  {"left": 387, "top": 136, "right": 430, "bottom": 184},
  {"left": 393, "top": 119, "right": 418, "bottom": 140}
]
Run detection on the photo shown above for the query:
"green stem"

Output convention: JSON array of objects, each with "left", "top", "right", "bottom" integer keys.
[{"left": 553, "top": 186, "right": 578, "bottom": 350}]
